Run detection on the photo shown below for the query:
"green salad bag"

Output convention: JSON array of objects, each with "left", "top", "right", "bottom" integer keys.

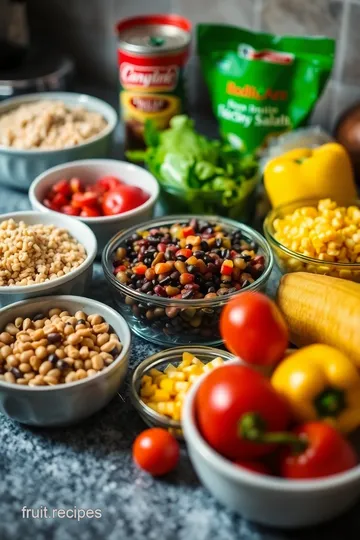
[{"left": 197, "top": 25, "right": 335, "bottom": 154}]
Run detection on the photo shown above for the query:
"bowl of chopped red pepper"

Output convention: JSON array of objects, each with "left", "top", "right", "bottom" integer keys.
[
  {"left": 102, "top": 215, "right": 273, "bottom": 346},
  {"left": 29, "top": 159, "right": 160, "bottom": 254}
]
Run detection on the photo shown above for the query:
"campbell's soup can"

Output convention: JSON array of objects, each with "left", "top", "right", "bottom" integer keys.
[{"left": 116, "top": 14, "right": 191, "bottom": 154}]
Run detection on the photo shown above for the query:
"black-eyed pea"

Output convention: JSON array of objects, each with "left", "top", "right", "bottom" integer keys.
[
  {"left": 93, "top": 345, "right": 100, "bottom": 353},
  {"left": 39, "top": 361, "right": 52, "bottom": 376},
  {"left": 47, "top": 344, "right": 57, "bottom": 354},
  {"left": 89, "top": 351, "right": 97, "bottom": 358},
  {"left": 92, "top": 355, "right": 104, "bottom": 370},
  {"left": 56, "top": 322, "right": 65, "bottom": 333},
  {"left": 34, "top": 374, "right": 45, "bottom": 383},
  {"left": 4, "top": 372, "right": 16, "bottom": 384},
  {"left": 5, "top": 323, "right": 18, "bottom": 336},
  {"left": 32, "top": 328, "right": 45, "bottom": 340},
  {"left": 14, "top": 317, "right": 23, "bottom": 329},
  {"left": 30, "top": 356, "right": 42, "bottom": 371},
  {"left": 24, "top": 372, "right": 35, "bottom": 381},
  {"left": 74, "top": 359, "right": 84, "bottom": 370},
  {"left": 33, "top": 339, "right": 48, "bottom": 349},
  {"left": 88, "top": 314, "right": 103, "bottom": 325},
  {"left": 33, "top": 319, "right": 46, "bottom": 329},
  {"left": 20, "top": 350, "right": 33, "bottom": 363},
  {"left": 0, "top": 332, "right": 13, "bottom": 344},
  {"left": 92, "top": 322, "right": 109, "bottom": 334},
  {"left": 75, "top": 369, "right": 87, "bottom": 380},
  {"left": 81, "top": 337, "right": 94, "bottom": 349},
  {"left": 1, "top": 345, "right": 12, "bottom": 358},
  {"left": 101, "top": 340, "right": 120, "bottom": 353},
  {"left": 109, "top": 333, "right": 119, "bottom": 342},
  {"left": 76, "top": 328, "right": 91, "bottom": 338},
  {"left": 7, "top": 355, "right": 19, "bottom": 367},
  {"left": 84, "top": 359, "right": 92, "bottom": 370},
  {"left": 87, "top": 369, "right": 97, "bottom": 377},
  {"left": 35, "top": 346, "right": 47, "bottom": 360},
  {"left": 60, "top": 311, "right": 70, "bottom": 318},
  {"left": 66, "top": 316, "right": 77, "bottom": 326},
  {"left": 18, "top": 333, "right": 31, "bottom": 343},
  {"left": 55, "top": 348, "right": 66, "bottom": 360},
  {"left": 23, "top": 318, "right": 32, "bottom": 331},
  {"left": 65, "top": 372, "right": 77, "bottom": 383},
  {"left": 17, "top": 378, "right": 28, "bottom": 385},
  {"left": 79, "top": 346, "right": 89, "bottom": 360},
  {"left": 43, "top": 375, "right": 58, "bottom": 385},
  {"left": 75, "top": 311, "right": 87, "bottom": 321},
  {"left": 67, "top": 346, "right": 80, "bottom": 359},
  {"left": 67, "top": 332, "right": 82, "bottom": 346},
  {"left": 64, "top": 324, "right": 75, "bottom": 336},
  {"left": 64, "top": 357, "right": 74, "bottom": 367},
  {"left": 96, "top": 333, "right": 109, "bottom": 346},
  {"left": 47, "top": 368, "right": 61, "bottom": 379},
  {"left": 19, "top": 363, "right": 32, "bottom": 373},
  {"left": 49, "top": 308, "right": 62, "bottom": 318},
  {"left": 43, "top": 325, "right": 56, "bottom": 336}
]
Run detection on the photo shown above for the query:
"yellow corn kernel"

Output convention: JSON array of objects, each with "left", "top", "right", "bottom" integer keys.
[
  {"left": 203, "top": 363, "right": 214, "bottom": 373},
  {"left": 140, "top": 383, "right": 157, "bottom": 398},
  {"left": 174, "top": 381, "right": 190, "bottom": 393},
  {"left": 183, "top": 364, "right": 203, "bottom": 376},
  {"left": 164, "top": 363, "right": 177, "bottom": 374},
  {"left": 172, "top": 402, "right": 182, "bottom": 421},
  {"left": 176, "top": 391, "right": 187, "bottom": 402},
  {"left": 141, "top": 374, "right": 152, "bottom": 386},
  {"left": 159, "top": 378, "right": 175, "bottom": 393},
  {"left": 149, "top": 368, "right": 164, "bottom": 379},
  {"left": 146, "top": 402, "right": 159, "bottom": 412},
  {"left": 154, "top": 374, "right": 167, "bottom": 386},
  {"left": 209, "top": 356, "right": 225, "bottom": 368},
  {"left": 152, "top": 389, "right": 171, "bottom": 402},
  {"left": 182, "top": 351, "right": 195, "bottom": 366},
  {"left": 167, "top": 370, "right": 186, "bottom": 381},
  {"left": 188, "top": 374, "right": 201, "bottom": 384},
  {"left": 191, "top": 357, "right": 204, "bottom": 367}
]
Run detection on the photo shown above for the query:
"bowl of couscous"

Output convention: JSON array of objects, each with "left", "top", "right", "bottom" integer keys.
[{"left": 264, "top": 198, "right": 360, "bottom": 282}]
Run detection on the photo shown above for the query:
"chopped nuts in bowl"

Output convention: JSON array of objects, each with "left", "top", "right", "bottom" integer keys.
[
  {"left": 0, "top": 211, "right": 97, "bottom": 306},
  {"left": 0, "top": 92, "right": 117, "bottom": 191},
  {"left": 0, "top": 295, "right": 131, "bottom": 426}
]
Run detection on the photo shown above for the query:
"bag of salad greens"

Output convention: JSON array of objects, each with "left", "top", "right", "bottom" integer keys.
[{"left": 197, "top": 25, "right": 335, "bottom": 155}]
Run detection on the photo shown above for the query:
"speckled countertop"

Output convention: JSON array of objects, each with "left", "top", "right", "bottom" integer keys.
[{"left": 1, "top": 110, "right": 360, "bottom": 540}]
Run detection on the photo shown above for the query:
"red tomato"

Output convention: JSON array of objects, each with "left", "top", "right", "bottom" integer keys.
[
  {"left": 80, "top": 206, "right": 101, "bottom": 218},
  {"left": 196, "top": 364, "right": 289, "bottom": 460},
  {"left": 96, "top": 175, "right": 124, "bottom": 192},
  {"left": 280, "top": 422, "right": 357, "bottom": 480},
  {"left": 61, "top": 205, "right": 81, "bottom": 216},
  {"left": 52, "top": 193, "right": 68, "bottom": 209},
  {"left": 71, "top": 192, "right": 98, "bottom": 209},
  {"left": 69, "top": 177, "right": 83, "bottom": 193},
  {"left": 133, "top": 428, "right": 180, "bottom": 476},
  {"left": 220, "top": 292, "right": 288, "bottom": 366},
  {"left": 52, "top": 179, "right": 72, "bottom": 197},
  {"left": 234, "top": 460, "right": 271, "bottom": 475},
  {"left": 102, "top": 185, "right": 149, "bottom": 216}
]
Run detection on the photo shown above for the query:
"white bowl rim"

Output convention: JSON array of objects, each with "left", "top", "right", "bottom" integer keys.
[
  {"left": 0, "top": 92, "right": 117, "bottom": 155},
  {"left": 182, "top": 359, "right": 360, "bottom": 493},
  {"left": 0, "top": 210, "right": 97, "bottom": 293},
  {"left": 0, "top": 295, "right": 131, "bottom": 391},
  {"left": 29, "top": 159, "right": 160, "bottom": 223}
]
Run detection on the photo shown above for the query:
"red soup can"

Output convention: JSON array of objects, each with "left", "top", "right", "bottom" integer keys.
[{"left": 116, "top": 14, "right": 191, "bottom": 154}]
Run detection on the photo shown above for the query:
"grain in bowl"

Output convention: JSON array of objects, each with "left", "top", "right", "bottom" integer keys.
[
  {"left": 0, "top": 219, "right": 86, "bottom": 286},
  {"left": 0, "top": 100, "right": 108, "bottom": 150}
]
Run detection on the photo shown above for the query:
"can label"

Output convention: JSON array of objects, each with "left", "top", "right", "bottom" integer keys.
[{"left": 120, "top": 63, "right": 179, "bottom": 90}]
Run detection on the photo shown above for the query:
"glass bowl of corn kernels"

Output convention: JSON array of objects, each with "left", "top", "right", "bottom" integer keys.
[
  {"left": 264, "top": 198, "right": 360, "bottom": 282},
  {"left": 130, "top": 346, "right": 236, "bottom": 439}
]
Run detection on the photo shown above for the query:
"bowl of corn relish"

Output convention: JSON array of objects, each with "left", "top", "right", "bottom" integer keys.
[
  {"left": 264, "top": 198, "right": 360, "bottom": 282},
  {"left": 130, "top": 346, "right": 235, "bottom": 438}
]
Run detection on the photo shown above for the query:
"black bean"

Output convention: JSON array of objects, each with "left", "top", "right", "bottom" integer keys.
[
  {"left": 144, "top": 258, "right": 153, "bottom": 266},
  {"left": 240, "top": 255, "right": 252, "bottom": 262},
  {"left": 202, "top": 227, "right": 214, "bottom": 234},
  {"left": 33, "top": 313, "right": 45, "bottom": 321},
  {"left": 177, "top": 255, "right": 187, "bottom": 262},
  {"left": 159, "top": 276, "right": 171, "bottom": 286},
  {"left": 136, "top": 279, "right": 144, "bottom": 289},
  {"left": 193, "top": 250, "right": 205, "bottom": 259},
  {"left": 170, "top": 271, "right": 180, "bottom": 282},
  {"left": 200, "top": 241, "right": 209, "bottom": 252},
  {"left": 221, "top": 249, "right": 230, "bottom": 259},
  {"left": 185, "top": 244, "right": 193, "bottom": 249},
  {"left": 56, "top": 360, "right": 67, "bottom": 370},
  {"left": 207, "top": 286, "right": 216, "bottom": 293},
  {"left": 182, "top": 290, "right": 194, "bottom": 299},
  {"left": 189, "top": 218, "right": 198, "bottom": 231},
  {"left": 215, "top": 238, "right": 222, "bottom": 248},
  {"left": 165, "top": 250, "right": 175, "bottom": 261},
  {"left": 47, "top": 332, "right": 62, "bottom": 344},
  {"left": 131, "top": 233, "right": 141, "bottom": 241},
  {"left": 48, "top": 354, "right": 59, "bottom": 364},
  {"left": 111, "top": 348, "right": 118, "bottom": 358},
  {"left": 233, "top": 244, "right": 241, "bottom": 251},
  {"left": 144, "top": 250, "right": 155, "bottom": 258},
  {"left": 141, "top": 282, "right": 153, "bottom": 293},
  {"left": 187, "top": 265, "right": 198, "bottom": 274},
  {"left": 11, "top": 367, "right": 21, "bottom": 379},
  {"left": 250, "top": 241, "right": 258, "bottom": 253}
]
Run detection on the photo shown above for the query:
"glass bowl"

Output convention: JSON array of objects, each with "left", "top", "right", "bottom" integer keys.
[
  {"left": 102, "top": 214, "right": 273, "bottom": 346},
  {"left": 130, "top": 345, "right": 236, "bottom": 438},
  {"left": 264, "top": 199, "right": 360, "bottom": 282}
]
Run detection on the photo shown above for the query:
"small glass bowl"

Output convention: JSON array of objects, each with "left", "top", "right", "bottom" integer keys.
[
  {"left": 102, "top": 214, "right": 273, "bottom": 346},
  {"left": 264, "top": 199, "right": 360, "bottom": 282},
  {"left": 130, "top": 345, "right": 236, "bottom": 439}
]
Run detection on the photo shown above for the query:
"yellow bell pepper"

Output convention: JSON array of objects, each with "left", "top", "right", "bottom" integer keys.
[
  {"left": 264, "top": 142, "right": 357, "bottom": 208},
  {"left": 271, "top": 344, "right": 360, "bottom": 434}
]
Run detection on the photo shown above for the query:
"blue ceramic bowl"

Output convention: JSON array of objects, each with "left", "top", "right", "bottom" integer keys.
[{"left": 0, "top": 92, "right": 117, "bottom": 191}]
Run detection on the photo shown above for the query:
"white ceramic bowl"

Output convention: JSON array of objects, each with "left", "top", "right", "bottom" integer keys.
[
  {"left": 0, "top": 211, "right": 97, "bottom": 307},
  {"left": 0, "top": 92, "right": 117, "bottom": 191},
  {"left": 182, "top": 359, "right": 360, "bottom": 528},
  {"left": 0, "top": 295, "right": 131, "bottom": 426},
  {"left": 29, "top": 159, "right": 160, "bottom": 254}
]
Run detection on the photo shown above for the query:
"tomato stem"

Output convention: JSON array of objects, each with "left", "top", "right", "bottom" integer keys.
[{"left": 238, "top": 412, "right": 308, "bottom": 453}]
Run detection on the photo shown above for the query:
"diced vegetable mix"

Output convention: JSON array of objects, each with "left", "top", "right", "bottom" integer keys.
[{"left": 139, "top": 352, "right": 225, "bottom": 421}]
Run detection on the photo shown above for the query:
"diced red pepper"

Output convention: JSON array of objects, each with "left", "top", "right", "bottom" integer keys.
[
  {"left": 221, "top": 259, "right": 234, "bottom": 276},
  {"left": 69, "top": 177, "right": 83, "bottom": 194},
  {"left": 133, "top": 264, "right": 147, "bottom": 275},
  {"left": 80, "top": 206, "right": 101, "bottom": 217},
  {"left": 176, "top": 248, "right": 193, "bottom": 258},
  {"left": 52, "top": 179, "right": 72, "bottom": 197},
  {"left": 43, "top": 198, "right": 58, "bottom": 211},
  {"left": 96, "top": 176, "right": 123, "bottom": 192},
  {"left": 61, "top": 205, "right": 80, "bottom": 216},
  {"left": 182, "top": 226, "right": 195, "bottom": 238},
  {"left": 114, "top": 264, "right": 127, "bottom": 275},
  {"left": 52, "top": 193, "right": 68, "bottom": 208},
  {"left": 71, "top": 192, "right": 98, "bottom": 209}
]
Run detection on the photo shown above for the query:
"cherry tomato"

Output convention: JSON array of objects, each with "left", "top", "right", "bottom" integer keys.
[
  {"left": 234, "top": 460, "right": 271, "bottom": 475},
  {"left": 133, "top": 428, "right": 180, "bottom": 476},
  {"left": 96, "top": 175, "right": 123, "bottom": 192},
  {"left": 52, "top": 179, "right": 72, "bottom": 197},
  {"left": 69, "top": 177, "right": 83, "bottom": 193},
  {"left": 80, "top": 206, "right": 101, "bottom": 218},
  {"left": 61, "top": 205, "right": 80, "bottom": 216},
  {"left": 52, "top": 193, "right": 68, "bottom": 209},
  {"left": 196, "top": 364, "right": 289, "bottom": 460},
  {"left": 220, "top": 292, "right": 288, "bottom": 366},
  {"left": 280, "top": 422, "right": 357, "bottom": 480},
  {"left": 102, "top": 185, "right": 149, "bottom": 216}
]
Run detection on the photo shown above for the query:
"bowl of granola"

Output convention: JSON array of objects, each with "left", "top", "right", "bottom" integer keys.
[{"left": 0, "top": 92, "right": 117, "bottom": 191}]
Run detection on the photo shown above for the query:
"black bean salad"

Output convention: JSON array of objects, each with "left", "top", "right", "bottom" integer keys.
[{"left": 112, "top": 218, "right": 265, "bottom": 299}]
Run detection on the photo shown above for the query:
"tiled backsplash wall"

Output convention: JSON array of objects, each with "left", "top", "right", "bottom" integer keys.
[{"left": 29, "top": 0, "right": 360, "bottom": 132}]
